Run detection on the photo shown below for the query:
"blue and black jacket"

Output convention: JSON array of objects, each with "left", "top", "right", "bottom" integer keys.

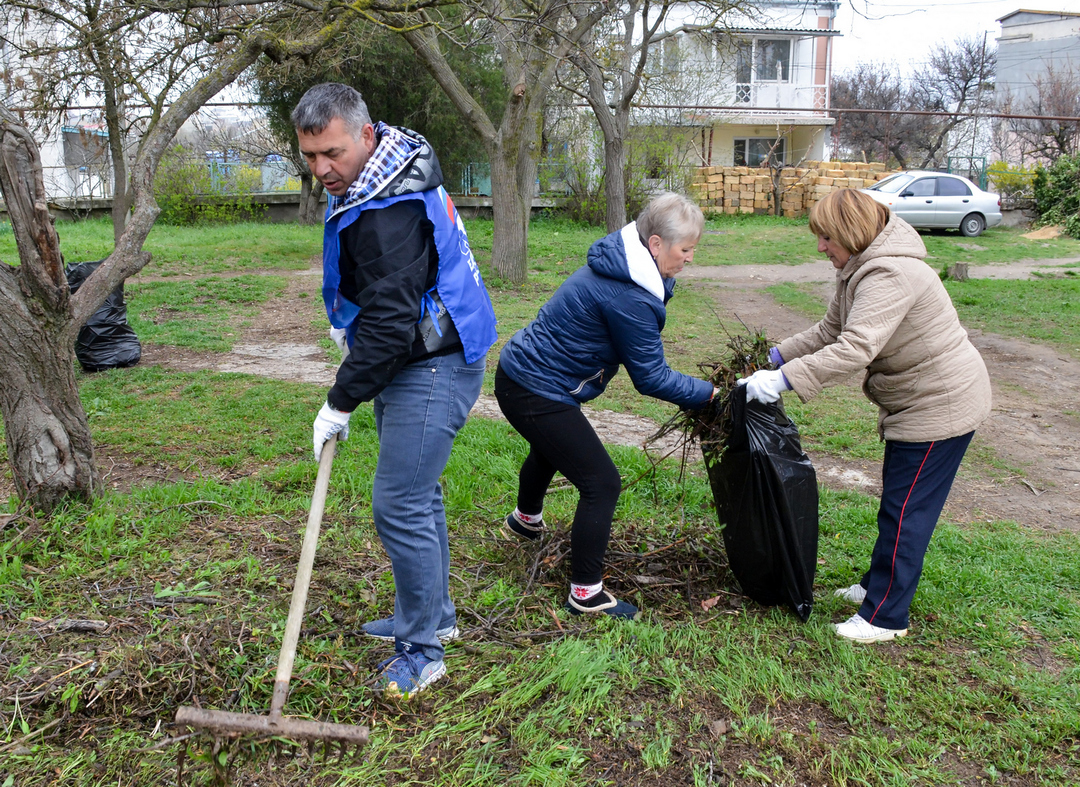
[
  {"left": 321, "top": 127, "right": 497, "bottom": 412},
  {"left": 499, "top": 222, "right": 712, "bottom": 409}
]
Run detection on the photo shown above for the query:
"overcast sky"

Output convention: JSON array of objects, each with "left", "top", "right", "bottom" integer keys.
[{"left": 830, "top": 0, "right": 1033, "bottom": 77}]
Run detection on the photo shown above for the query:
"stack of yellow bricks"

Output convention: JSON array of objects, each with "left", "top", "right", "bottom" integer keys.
[{"left": 690, "top": 161, "right": 898, "bottom": 217}]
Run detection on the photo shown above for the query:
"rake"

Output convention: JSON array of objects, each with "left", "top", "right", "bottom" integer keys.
[{"left": 175, "top": 434, "right": 368, "bottom": 759}]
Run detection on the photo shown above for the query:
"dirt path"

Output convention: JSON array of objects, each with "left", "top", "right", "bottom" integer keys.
[
  {"left": 8, "top": 256, "right": 1076, "bottom": 533},
  {"left": 681, "top": 261, "right": 1080, "bottom": 533},
  {"left": 680, "top": 256, "right": 1080, "bottom": 286},
  {"left": 164, "top": 258, "right": 1080, "bottom": 532}
]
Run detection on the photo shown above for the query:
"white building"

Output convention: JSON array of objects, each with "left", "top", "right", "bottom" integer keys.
[
  {"left": 0, "top": 16, "right": 113, "bottom": 201},
  {"left": 994, "top": 9, "right": 1080, "bottom": 163},
  {"left": 997, "top": 9, "right": 1080, "bottom": 107},
  {"left": 641, "top": 0, "right": 840, "bottom": 168}
]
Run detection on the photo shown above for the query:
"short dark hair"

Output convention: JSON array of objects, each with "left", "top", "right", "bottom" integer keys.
[{"left": 291, "top": 83, "right": 372, "bottom": 139}]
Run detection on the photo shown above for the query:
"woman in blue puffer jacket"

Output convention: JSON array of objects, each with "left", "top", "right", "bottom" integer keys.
[{"left": 495, "top": 192, "right": 717, "bottom": 620}]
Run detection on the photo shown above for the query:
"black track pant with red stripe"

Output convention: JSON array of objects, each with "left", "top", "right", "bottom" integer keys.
[{"left": 857, "top": 431, "right": 974, "bottom": 631}]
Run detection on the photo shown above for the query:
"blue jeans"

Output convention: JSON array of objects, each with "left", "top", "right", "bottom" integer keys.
[{"left": 371, "top": 349, "right": 485, "bottom": 661}]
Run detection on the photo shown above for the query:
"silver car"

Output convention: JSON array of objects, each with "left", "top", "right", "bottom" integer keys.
[{"left": 861, "top": 171, "right": 1003, "bottom": 237}]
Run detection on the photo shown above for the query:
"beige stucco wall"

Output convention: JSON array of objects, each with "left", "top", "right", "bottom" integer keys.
[{"left": 703, "top": 124, "right": 831, "bottom": 168}]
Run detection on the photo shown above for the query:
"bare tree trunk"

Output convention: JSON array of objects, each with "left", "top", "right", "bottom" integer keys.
[
  {"left": 0, "top": 108, "right": 98, "bottom": 511},
  {"left": 400, "top": 25, "right": 540, "bottom": 279},
  {"left": 400, "top": 7, "right": 604, "bottom": 282},
  {"left": 489, "top": 133, "right": 533, "bottom": 283},
  {"left": 0, "top": 311, "right": 99, "bottom": 508},
  {"left": 602, "top": 133, "right": 628, "bottom": 231},
  {"left": 0, "top": 27, "right": 335, "bottom": 510},
  {"left": 298, "top": 175, "right": 324, "bottom": 225},
  {"left": 105, "top": 101, "right": 131, "bottom": 244},
  {"left": 576, "top": 27, "right": 629, "bottom": 233},
  {"left": 100, "top": 71, "right": 131, "bottom": 244}
]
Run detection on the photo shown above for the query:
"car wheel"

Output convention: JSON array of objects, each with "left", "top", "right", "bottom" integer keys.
[{"left": 960, "top": 213, "right": 986, "bottom": 237}]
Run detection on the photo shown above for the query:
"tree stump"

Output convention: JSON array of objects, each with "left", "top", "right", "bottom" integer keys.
[{"left": 947, "top": 263, "right": 970, "bottom": 281}]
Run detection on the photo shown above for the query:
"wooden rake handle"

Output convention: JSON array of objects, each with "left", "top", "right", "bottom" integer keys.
[{"left": 269, "top": 433, "right": 337, "bottom": 718}]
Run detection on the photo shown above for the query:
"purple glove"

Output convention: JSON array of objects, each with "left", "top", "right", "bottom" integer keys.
[{"left": 769, "top": 347, "right": 784, "bottom": 367}]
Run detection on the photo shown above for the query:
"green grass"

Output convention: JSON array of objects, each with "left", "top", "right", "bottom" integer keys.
[
  {"left": 764, "top": 282, "right": 829, "bottom": 318},
  {"left": 0, "top": 218, "right": 321, "bottom": 276},
  {"left": 8, "top": 212, "right": 1075, "bottom": 283},
  {"left": 698, "top": 214, "right": 821, "bottom": 266},
  {"left": 921, "top": 225, "right": 1080, "bottom": 267},
  {"left": 78, "top": 366, "right": 321, "bottom": 471},
  {"left": 125, "top": 274, "right": 290, "bottom": 352},
  {"left": 2, "top": 215, "right": 1080, "bottom": 784},
  {"left": 1, "top": 376, "right": 1077, "bottom": 784},
  {"left": 947, "top": 278, "right": 1080, "bottom": 357},
  {"left": 693, "top": 215, "right": 1080, "bottom": 268}
]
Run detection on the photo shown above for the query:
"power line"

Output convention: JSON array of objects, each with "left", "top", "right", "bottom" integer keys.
[{"left": 633, "top": 103, "right": 1080, "bottom": 121}]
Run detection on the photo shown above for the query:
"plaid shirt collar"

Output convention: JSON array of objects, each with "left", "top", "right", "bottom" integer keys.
[{"left": 327, "top": 122, "right": 422, "bottom": 216}]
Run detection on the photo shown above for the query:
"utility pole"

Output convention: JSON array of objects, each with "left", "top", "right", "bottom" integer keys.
[{"left": 969, "top": 30, "right": 989, "bottom": 163}]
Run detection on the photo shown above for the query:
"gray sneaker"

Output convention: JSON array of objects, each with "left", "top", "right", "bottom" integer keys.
[{"left": 361, "top": 615, "right": 460, "bottom": 643}]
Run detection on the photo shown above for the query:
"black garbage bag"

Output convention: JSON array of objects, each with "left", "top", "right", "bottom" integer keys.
[
  {"left": 706, "top": 384, "right": 818, "bottom": 621},
  {"left": 66, "top": 260, "right": 142, "bottom": 372}
]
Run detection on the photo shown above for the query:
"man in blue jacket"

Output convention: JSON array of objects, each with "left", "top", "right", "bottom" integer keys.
[{"left": 293, "top": 83, "right": 497, "bottom": 697}]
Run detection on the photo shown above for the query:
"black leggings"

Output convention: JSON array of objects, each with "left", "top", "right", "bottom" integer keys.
[{"left": 494, "top": 364, "right": 622, "bottom": 585}]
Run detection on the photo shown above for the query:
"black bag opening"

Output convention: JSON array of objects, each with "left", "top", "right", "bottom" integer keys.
[
  {"left": 706, "top": 384, "right": 819, "bottom": 621},
  {"left": 66, "top": 260, "right": 142, "bottom": 373}
]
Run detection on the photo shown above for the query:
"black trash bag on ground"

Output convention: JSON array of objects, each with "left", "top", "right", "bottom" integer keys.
[
  {"left": 706, "top": 384, "right": 818, "bottom": 621},
  {"left": 66, "top": 260, "right": 142, "bottom": 372}
]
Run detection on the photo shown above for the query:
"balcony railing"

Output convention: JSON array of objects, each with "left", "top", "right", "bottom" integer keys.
[{"left": 732, "top": 83, "right": 830, "bottom": 114}]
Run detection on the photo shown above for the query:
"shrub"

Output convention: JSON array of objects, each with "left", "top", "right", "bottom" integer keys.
[
  {"left": 154, "top": 145, "right": 263, "bottom": 225},
  {"left": 987, "top": 161, "right": 1036, "bottom": 203},
  {"left": 1032, "top": 154, "right": 1080, "bottom": 238}
]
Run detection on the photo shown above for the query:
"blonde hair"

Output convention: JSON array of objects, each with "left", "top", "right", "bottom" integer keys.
[
  {"left": 808, "top": 189, "right": 890, "bottom": 257},
  {"left": 636, "top": 192, "right": 704, "bottom": 245}
]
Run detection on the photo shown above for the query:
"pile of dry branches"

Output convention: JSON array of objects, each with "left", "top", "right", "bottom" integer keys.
[{"left": 648, "top": 326, "right": 774, "bottom": 464}]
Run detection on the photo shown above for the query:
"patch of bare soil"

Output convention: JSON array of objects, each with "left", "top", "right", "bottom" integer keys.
[
  {"left": 139, "top": 268, "right": 338, "bottom": 387},
  {"left": 678, "top": 263, "right": 1080, "bottom": 533},
  {"left": 679, "top": 256, "right": 1080, "bottom": 285},
  {"left": 1023, "top": 226, "right": 1063, "bottom": 240}
]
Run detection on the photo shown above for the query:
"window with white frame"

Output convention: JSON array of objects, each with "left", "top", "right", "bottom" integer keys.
[
  {"left": 734, "top": 138, "right": 785, "bottom": 167},
  {"left": 734, "top": 38, "right": 792, "bottom": 84}
]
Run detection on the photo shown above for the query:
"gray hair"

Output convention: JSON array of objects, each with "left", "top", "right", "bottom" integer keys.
[
  {"left": 636, "top": 192, "right": 704, "bottom": 244},
  {"left": 291, "top": 83, "right": 372, "bottom": 139}
]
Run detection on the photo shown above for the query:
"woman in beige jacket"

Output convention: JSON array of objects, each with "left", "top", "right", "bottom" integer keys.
[{"left": 739, "top": 188, "right": 991, "bottom": 643}]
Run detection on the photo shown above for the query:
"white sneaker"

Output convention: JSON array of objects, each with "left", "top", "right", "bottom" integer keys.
[
  {"left": 834, "top": 583, "right": 867, "bottom": 604},
  {"left": 834, "top": 613, "right": 907, "bottom": 643}
]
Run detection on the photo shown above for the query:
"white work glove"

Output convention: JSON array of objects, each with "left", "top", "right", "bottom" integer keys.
[
  {"left": 737, "top": 369, "right": 790, "bottom": 404},
  {"left": 313, "top": 401, "right": 351, "bottom": 461},
  {"left": 330, "top": 326, "right": 348, "bottom": 357}
]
